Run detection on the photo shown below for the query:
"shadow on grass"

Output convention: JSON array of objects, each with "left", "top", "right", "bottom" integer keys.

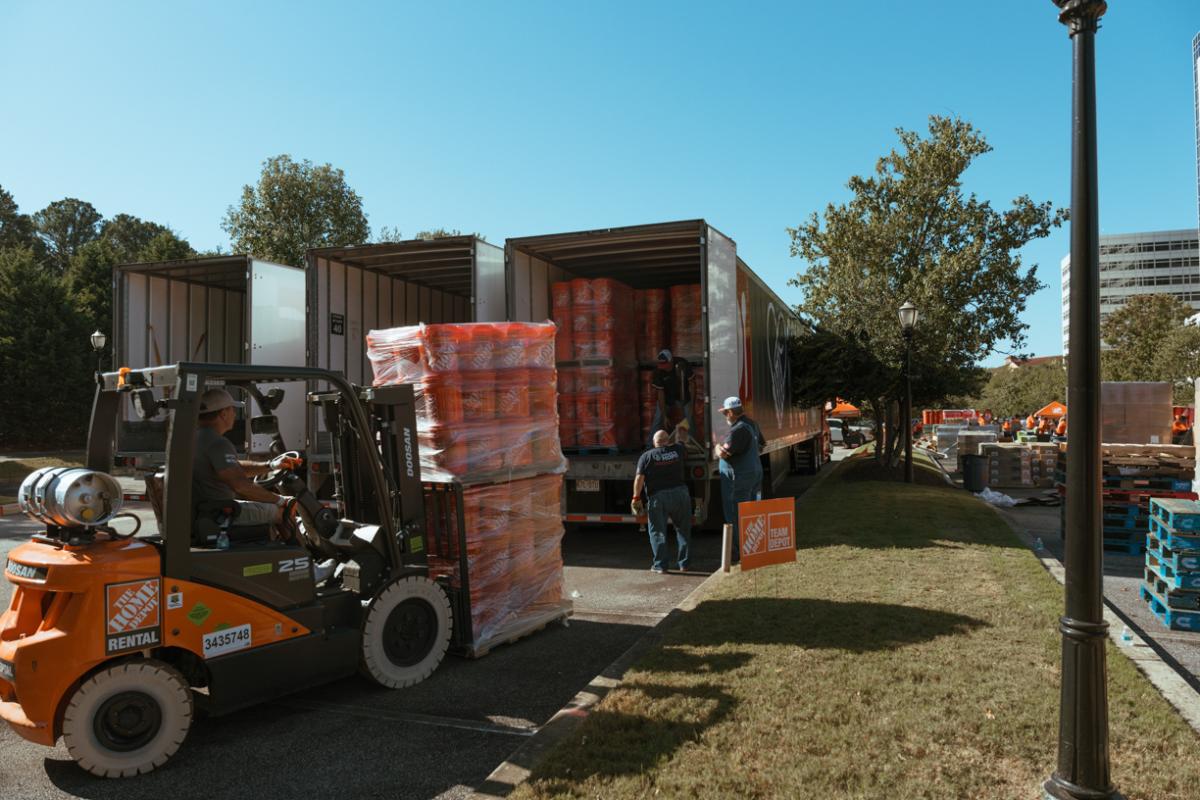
[
  {"left": 522, "top": 680, "right": 737, "bottom": 786},
  {"left": 680, "top": 597, "right": 987, "bottom": 652}
]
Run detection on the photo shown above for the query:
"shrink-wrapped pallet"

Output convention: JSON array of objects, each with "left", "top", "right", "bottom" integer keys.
[{"left": 669, "top": 284, "right": 703, "bottom": 360}]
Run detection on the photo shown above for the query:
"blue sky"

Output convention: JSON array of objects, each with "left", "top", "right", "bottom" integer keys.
[{"left": 2, "top": 1, "right": 1197, "bottom": 365}]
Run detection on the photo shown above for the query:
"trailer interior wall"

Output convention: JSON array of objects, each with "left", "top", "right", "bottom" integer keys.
[
  {"left": 307, "top": 238, "right": 503, "bottom": 387},
  {"left": 114, "top": 256, "right": 305, "bottom": 453}
]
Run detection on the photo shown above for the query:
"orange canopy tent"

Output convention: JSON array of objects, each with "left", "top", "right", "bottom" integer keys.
[
  {"left": 830, "top": 401, "right": 861, "bottom": 418},
  {"left": 1035, "top": 401, "right": 1067, "bottom": 419}
]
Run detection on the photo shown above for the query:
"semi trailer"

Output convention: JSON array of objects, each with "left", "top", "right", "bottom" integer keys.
[{"left": 504, "top": 219, "right": 827, "bottom": 527}]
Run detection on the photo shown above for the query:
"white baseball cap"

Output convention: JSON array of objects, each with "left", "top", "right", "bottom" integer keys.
[
  {"left": 656, "top": 349, "right": 673, "bottom": 362},
  {"left": 722, "top": 396, "right": 743, "bottom": 411},
  {"left": 199, "top": 388, "right": 244, "bottom": 413}
]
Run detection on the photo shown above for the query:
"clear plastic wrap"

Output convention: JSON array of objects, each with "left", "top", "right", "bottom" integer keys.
[
  {"left": 424, "top": 474, "right": 566, "bottom": 647},
  {"left": 367, "top": 322, "right": 556, "bottom": 384},
  {"left": 367, "top": 323, "right": 566, "bottom": 481},
  {"left": 558, "top": 364, "right": 639, "bottom": 450},
  {"left": 669, "top": 284, "right": 703, "bottom": 360}
]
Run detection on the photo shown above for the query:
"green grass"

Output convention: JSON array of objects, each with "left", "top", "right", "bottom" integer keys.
[
  {"left": 512, "top": 456, "right": 1200, "bottom": 800},
  {"left": 0, "top": 453, "right": 86, "bottom": 504}
]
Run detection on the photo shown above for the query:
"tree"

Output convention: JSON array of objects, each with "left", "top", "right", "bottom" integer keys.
[
  {"left": 33, "top": 198, "right": 102, "bottom": 273},
  {"left": 1152, "top": 325, "right": 1200, "bottom": 406},
  {"left": 0, "top": 247, "right": 92, "bottom": 445},
  {"left": 375, "top": 225, "right": 403, "bottom": 243},
  {"left": 1100, "top": 293, "right": 1192, "bottom": 382},
  {"left": 787, "top": 116, "right": 1066, "bottom": 465},
  {"left": 65, "top": 239, "right": 121, "bottom": 340},
  {"left": 0, "top": 185, "right": 42, "bottom": 256},
  {"left": 414, "top": 228, "right": 486, "bottom": 241},
  {"left": 222, "top": 155, "right": 370, "bottom": 266},
  {"left": 978, "top": 360, "right": 1066, "bottom": 418},
  {"left": 100, "top": 213, "right": 173, "bottom": 261}
]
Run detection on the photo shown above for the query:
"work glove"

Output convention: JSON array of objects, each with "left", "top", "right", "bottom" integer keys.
[
  {"left": 631, "top": 498, "right": 646, "bottom": 516},
  {"left": 270, "top": 454, "right": 303, "bottom": 471}
]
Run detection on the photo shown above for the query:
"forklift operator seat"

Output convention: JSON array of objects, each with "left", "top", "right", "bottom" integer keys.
[{"left": 145, "top": 470, "right": 271, "bottom": 547}]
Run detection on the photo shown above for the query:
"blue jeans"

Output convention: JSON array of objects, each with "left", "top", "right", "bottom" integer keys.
[
  {"left": 720, "top": 469, "right": 762, "bottom": 561},
  {"left": 648, "top": 401, "right": 693, "bottom": 446},
  {"left": 647, "top": 485, "right": 692, "bottom": 570}
]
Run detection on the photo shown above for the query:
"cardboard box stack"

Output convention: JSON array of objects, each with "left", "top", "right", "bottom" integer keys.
[
  {"left": 981, "top": 442, "right": 1058, "bottom": 489},
  {"left": 367, "top": 321, "right": 569, "bottom": 649},
  {"left": 1102, "top": 381, "right": 1173, "bottom": 445},
  {"left": 956, "top": 430, "right": 997, "bottom": 473}
]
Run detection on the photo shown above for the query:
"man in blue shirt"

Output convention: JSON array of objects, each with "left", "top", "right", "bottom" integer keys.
[
  {"left": 632, "top": 429, "right": 692, "bottom": 574},
  {"left": 716, "top": 396, "right": 763, "bottom": 564}
]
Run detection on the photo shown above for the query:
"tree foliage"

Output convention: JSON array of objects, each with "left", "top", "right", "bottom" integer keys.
[
  {"left": 1100, "top": 294, "right": 1200, "bottom": 404},
  {"left": 0, "top": 185, "right": 42, "bottom": 256},
  {"left": 222, "top": 155, "right": 370, "bottom": 266},
  {"left": 33, "top": 197, "right": 102, "bottom": 273},
  {"left": 977, "top": 360, "right": 1066, "bottom": 418},
  {"left": 0, "top": 247, "right": 91, "bottom": 445},
  {"left": 787, "top": 116, "right": 1066, "bottom": 446}
]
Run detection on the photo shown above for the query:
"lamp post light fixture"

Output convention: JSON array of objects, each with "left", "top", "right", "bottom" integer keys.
[
  {"left": 898, "top": 301, "right": 918, "bottom": 484},
  {"left": 1046, "top": 2, "right": 1117, "bottom": 800},
  {"left": 90, "top": 329, "right": 107, "bottom": 377}
]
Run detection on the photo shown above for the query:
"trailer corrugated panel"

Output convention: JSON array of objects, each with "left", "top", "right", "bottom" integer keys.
[
  {"left": 113, "top": 255, "right": 305, "bottom": 456},
  {"left": 305, "top": 237, "right": 505, "bottom": 458}
]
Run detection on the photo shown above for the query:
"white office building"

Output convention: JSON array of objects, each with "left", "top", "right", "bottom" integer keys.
[{"left": 1061, "top": 229, "right": 1200, "bottom": 353}]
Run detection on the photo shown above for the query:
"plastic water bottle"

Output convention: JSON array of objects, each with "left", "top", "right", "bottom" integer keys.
[
  {"left": 216, "top": 530, "right": 230, "bottom": 550},
  {"left": 1033, "top": 537, "right": 1044, "bottom": 551},
  {"left": 1120, "top": 626, "right": 1133, "bottom": 645}
]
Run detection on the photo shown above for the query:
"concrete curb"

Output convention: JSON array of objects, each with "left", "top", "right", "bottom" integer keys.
[
  {"left": 990, "top": 505, "right": 1200, "bottom": 735},
  {"left": 468, "top": 461, "right": 839, "bottom": 799}
]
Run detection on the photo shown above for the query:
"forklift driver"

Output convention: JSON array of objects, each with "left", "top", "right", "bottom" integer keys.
[{"left": 195, "top": 388, "right": 301, "bottom": 534}]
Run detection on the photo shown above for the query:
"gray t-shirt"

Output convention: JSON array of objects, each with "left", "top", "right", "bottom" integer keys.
[{"left": 193, "top": 426, "right": 239, "bottom": 508}]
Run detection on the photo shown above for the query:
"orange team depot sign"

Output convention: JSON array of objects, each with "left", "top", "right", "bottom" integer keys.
[{"left": 738, "top": 497, "right": 797, "bottom": 571}]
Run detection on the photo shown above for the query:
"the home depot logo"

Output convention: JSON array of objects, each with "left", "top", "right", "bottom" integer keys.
[
  {"left": 738, "top": 498, "right": 797, "bottom": 571},
  {"left": 105, "top": 578, "right": 161, "bottom": 654}
]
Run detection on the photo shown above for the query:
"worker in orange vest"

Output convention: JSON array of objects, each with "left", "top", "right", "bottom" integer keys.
[
  {"left": 1002, "top": 418, "right": 1012, "bottom": 436},
  {"left": 1025, "top": 413, "right": 1036, "bottom": 431},
  {"left": 1037, "top": 416, "right": 1053, "bottom": 435},
  {"left": 1172, "top": 414, "right": 1191, "bottom": 445},
  {"left": 1055, "top": 416, "right": 1067, "bottom": 438}
]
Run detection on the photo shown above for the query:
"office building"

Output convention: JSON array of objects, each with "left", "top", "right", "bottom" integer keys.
[{"left": 1061, "top": 229, "right": 1200, "bottom": 353}]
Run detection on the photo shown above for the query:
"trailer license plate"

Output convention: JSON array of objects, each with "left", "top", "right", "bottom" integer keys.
[{"left": 576, "top": 479, "right": 600, "bottom": 493}]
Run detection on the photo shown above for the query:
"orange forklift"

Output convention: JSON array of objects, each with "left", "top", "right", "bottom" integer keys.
[{"left": 0, "top": 363, "right": 454, "bottom": 776}]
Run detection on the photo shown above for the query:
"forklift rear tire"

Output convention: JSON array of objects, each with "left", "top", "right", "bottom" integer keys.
[
  {"left": 361, "top": 576, "right": 452, "bottom": 688},
  {"left": 61, "top": 659, "right": 193, "bottom": 778}
]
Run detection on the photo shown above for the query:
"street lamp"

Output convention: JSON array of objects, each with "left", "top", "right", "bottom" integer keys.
[
  {"left": 898, "top": 301, "right": 918, "bottom": 484},
  {"left": 90, "top": 329, "right": 106, "bottom": 377},
  {"left": 1046, "top": 2, "right": 1116, "bottom": 800}
]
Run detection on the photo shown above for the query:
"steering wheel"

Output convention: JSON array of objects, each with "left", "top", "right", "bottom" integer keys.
[{"left": 254, "top": 450, "right": 302, "bottom": 489}]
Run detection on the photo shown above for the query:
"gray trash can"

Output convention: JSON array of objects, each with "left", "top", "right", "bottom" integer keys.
[{"left": 962, "top": 454, "right": 987, "bottom": 493}]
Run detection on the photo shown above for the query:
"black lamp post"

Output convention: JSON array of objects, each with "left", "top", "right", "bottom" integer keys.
[
  {"left": 898, "top": 301, "right": 918, "bottom": 484},
  {"left": 1046, "top": 2, "right": 1117, "bottom": 799},
  {"left": 90, "top": 329, "right": 106, "bottom": 377}
]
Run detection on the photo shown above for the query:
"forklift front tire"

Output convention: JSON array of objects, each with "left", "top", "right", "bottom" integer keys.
[
  {"left": 61, "top": 659, "right": 193, "bottom": 778},
  {"left": 361, "top": 576, "right": 452, "bottom": 689}
]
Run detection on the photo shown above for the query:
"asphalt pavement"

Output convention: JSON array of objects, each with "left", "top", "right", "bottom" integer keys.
[{"left": 0, "top": 463, "right": 828, "bottom": 800}]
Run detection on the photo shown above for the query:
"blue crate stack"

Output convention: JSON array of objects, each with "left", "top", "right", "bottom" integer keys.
[{"left": 1142, "top": 498, "right": 1200, "bottom": 631}]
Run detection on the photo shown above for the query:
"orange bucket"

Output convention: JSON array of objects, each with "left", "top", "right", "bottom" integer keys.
[
  {"left": 591, "top": 331, "right": 615, "bottom": 359},
  {"left": 496, "top": 370, "right": 531, "bottom": 418},
  {"left": 558, "top": 420, "right": 578, "bottom": 448},
  {"left": 551, "top": 281, "right": 572, "bottom": 311},
  {"left": 428, "top": 381, "right": 463, "bottom": 424},
  {"left": 425, "top": 324, "right": 461, "bottom": 372},
  {"left": 572, "top": 329, "right": 595, "bottom": 360},
  {"left": 570, "top": 278, "right": 592, "bottom": 306},
  {"left": 461, "top": 372, "right": 497, "bottom": 420},
  {"left": 528, "top": 377, "right": 556, "bottom": 416},
  {"left": 460, "top": 324, "right": 495, "bottom": 370},
  {"left": 554, "top": 323, "right": 573, "bottom": 362},
  {"left": 468, "top": 434, "right": 503, "bottom": 473},
  {"left": 493, "top": 325, "right": 527, "bottom": 370}
]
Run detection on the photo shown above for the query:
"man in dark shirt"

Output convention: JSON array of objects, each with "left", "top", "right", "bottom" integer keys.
[
  {"left": 632, "top": 429, "right": 692, "bottom": 573},
  {"left": 717, "top": 396, "right": 763, "bottom": 564},
  {"left": 648, "top": 349, "right": 695, "bottom": 446},
  {"left": 193, "top": 388, "right": 301, "bottom": 530}
]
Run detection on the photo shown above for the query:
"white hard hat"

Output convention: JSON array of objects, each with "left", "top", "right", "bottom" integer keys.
[{"left": 722, "top": 396, "right": 743, "bottom": 411}]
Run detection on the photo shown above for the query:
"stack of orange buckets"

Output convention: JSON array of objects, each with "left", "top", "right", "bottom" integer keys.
[
  {"left": 553, "top": 278, "right": 639, "bottom": 451},
  {"left": 669, "top": 284, "right": 704, "bottom": 359},
  {"left": 367, "top": 322, "right": 568, "bottom": 649}
]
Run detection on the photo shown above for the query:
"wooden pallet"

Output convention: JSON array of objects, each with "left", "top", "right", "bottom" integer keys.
[
  {"left": 1144, "top": 564, "right": 1200, "bottom": 609},
  {"left": 1141, "top": 583, "right": 1200, "bottom": 631},
  {"left": 1149, "top": 516, "right": 1200, "bottom": 551},
  {"left": 1146, "top": 535, "right": 1200, "bottom": 573},
  {"left": 1145, "top": 548, "right": 1200, "bottom": 590},
  {"left": 1151, "top": 497, "right": 1200, "bottom": 532},
  {"left": 459, "top": 602, "right": 573, "bottom": 658}
]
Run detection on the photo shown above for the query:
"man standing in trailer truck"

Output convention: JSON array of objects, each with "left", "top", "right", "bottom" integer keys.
[{"left": 648, "top": 348, "right": 695, "bottom": 445}]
